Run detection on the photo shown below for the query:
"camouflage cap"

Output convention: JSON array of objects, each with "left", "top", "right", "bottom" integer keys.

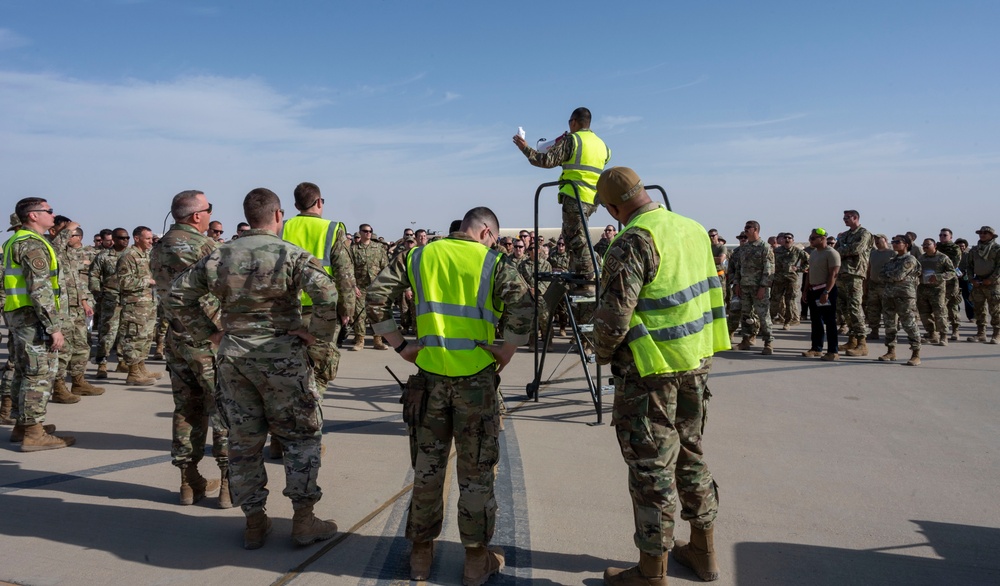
[
  {"left": 976, "top": 226, "right": 996, "bottom": 236},
  {"left": 737, "top": 232, "right": 747, "bottom": 239},
  {"left": 404, "top": 236, "right": 416, "bottom": 243},
  {"left": 874, "top": 233, "right": 887, "bottom": 241},
  {"left": 7, "top": 212, "right": 20, "bottom": 232},
  {"left": 596, "top": 167, "right": 643, "bottom": 206}
]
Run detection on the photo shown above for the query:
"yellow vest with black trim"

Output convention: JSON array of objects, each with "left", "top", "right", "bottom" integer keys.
[
  {"left": 281, "top": 215, "right": 344, "bottom": 307},
  {"left": 559, "top": 129, "right": 611, "bottom": 205},
  {"left": 3, "top": 229, "right": 61, "bottom": 312},
  {"left": 617, "top": 207, "right": 730, "bottom": 376},
  {"left": 407, "top": 238, "right": 504, "bottom": 377}
]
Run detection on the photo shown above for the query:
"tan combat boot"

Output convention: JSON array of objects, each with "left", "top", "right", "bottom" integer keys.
[
  {"left": 140, "top": 361, "right": 163, "bottom": 380},
  {"left": 838, "top": 337, "right": 858, "bottom": 352},
  {"left": 967, "top": 327, "right": 986, "bottom": 343},
  {"left": 95, "top": 362, "right": 109, "bottom": 379},
  {"left": 152, "top": 342, "right": 164, "bottom": 360},
  {"left": 877, "top": 347, "right": 896, "bottom": 362},
  {"left": 10, "top": 422, "right": 56, "bottom": 443},
  {"left": 463, "top": 545, "right": 505, "bottom": 586},
  {"left": 50, "top": 378, "right": 81, "bottom": 404},
  {"left": 736, "top": 336, "right": 753, "bottom": 350},
  {"left": 846, "top": 337, "right": 868, "bottom": 356},
  {"left": 761, "top": 342, "right": 773, "bottom": 355},
  {"left": 905, "top": 349, "right": 921, "bottom": 366},
  {"left": 71, "top": 374, "right": 106, "bottom": 396},
  {"left": 179, "top": 463, "right": 221, "bottom": 505},
  {"left": 291, "top": 504, "right": 338, "bottom": 546},
  {"left": 950, "top": 326, "right": 959, "bottom": 342},
  {"left": 243, "top": 509, "right": 272, "bottom": 550},
  {"left": 0, "top": 396, "right": 14, "bottom": 425},
  {"left": 20, "top": 423, "right": 75, "bottom": 452},
  {"left": 410, "top": 541, "right": 434, "bottom": 581},
  {"left": 373, "top": 335, "right": 389, "bottom": 350},
  {"left": 351, "top": 335, "right": 365, "bottom": 351},
  {"left": 673, "top": 526, "right": 719, "bottom": 581},
  {"left": 218, "top": 464, "right": 233, "bottom": 509},
  {"left": 115, "top": 361, "right": 130, "bottom": 373},
  {"left": 990, "top": 328, "right": 1000, "bottom": 345},
  {"left": 801, "top": 349, "right": 823, "bottom": 357},
  {"left": 821, "top": 352, "right": 840, "bottom": 362},
  {"left": 126, "top": 364, "right": 156, "bottom": 386},
  {"left": 604, "top": 551, "right": 667, "bottom": 586}
]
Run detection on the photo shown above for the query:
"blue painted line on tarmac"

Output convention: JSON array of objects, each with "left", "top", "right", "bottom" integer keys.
[{"left": 357, "top": 471, "right": 413, "bottom": 585}]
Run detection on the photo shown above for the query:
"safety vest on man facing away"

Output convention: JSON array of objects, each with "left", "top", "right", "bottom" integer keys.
[
  {"left": 406, "top": 238, "right": 503, "bottom": 377},
  {"left": 559, "top": 129, "right": 611, "bottom": 205},
  {"left": 281, "top": 214, "right": 345, "bottom": 307},
  {"left": 3, "top": 229, "right": 61, "bottom": 312},
  {"left": 615, "top": 206, "right": 730, "bottom": 376}
]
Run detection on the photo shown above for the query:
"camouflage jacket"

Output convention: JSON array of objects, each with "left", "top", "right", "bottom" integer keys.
[
  {"left": 917, "top": 252, "right": 956, "bottom": 288},
  {"left": 4, "top": 228, "right": 61, "bottom": 334},
  {"left": 366, "top": 231, "right": 534, "bottom": 346},
  {"left": 961, "top": 238, "right": 1000, "bottom": 281},
  {"left": 517, "top": 256, "right": 552, "bottom": 299},
  {"left": 594, "top": 238, "right": 611, "bottom": 259},
  {"left": 166, "top": 229, "right": 339, "bottom": 358},
  {"left": 880, "top": 252, "right": 921, "bottom": 299},
  {"left": 150, "top": 223, "right": 220, "bottom": 337},
  {"left": 89, "top": 248, "right": 121, "bottom": 297},
  {"left": 773, "top": 245, "right": 809, "bottom": 282},
  {"left": 548, "top": 250, "right": 569, "bottom": 272},
  {"left": 349, "top": 241, "right": 388, "bottom": 289},
  {"left": 835, "top": 226, "right": 873, "bottom": 278},
  {"left": 520, "top": 131, "right": 575, "bottom": 169},
  {"left": 937, "top": 241, "right": 962, "bottom": 270},
  {"left": 734, "top": 239, "right": 774, "bottom": 287},
  {"left": 116, "top": 246, "right": 154, "bottom": 304},
  {"left": 61, "top": 246, "right": 95, "bottom": 308},
  {"left": 711, "top": 242, "right": 727, "bottom": 272}
]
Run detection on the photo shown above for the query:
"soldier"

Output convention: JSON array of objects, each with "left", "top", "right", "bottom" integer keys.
[
  {"left": 878, "top": 235, "right": 922, "bottom": 365},
  {"left": 518, "top": 243, "right": 553, "bottom": 344},
  {"left": 594, "top": 224, "right": 617, "bottom": 258},
  {"left": 150, "top": 191, "right": 231, "bottom": 507},
  {"left": 367, "top": 206, "right": 532, "bottom": 584},
  {"left": 281, "top": 182, "right": 356, "bottom": 386},
  {"left": 589, "top": 167, "right": 729, "bottom": 585},
  {"left": 88, "top": 228, "right": 113, "bottom": 340},
  {"left": 936, "top": 229, "right": 963, "bottom": 340},
  {"left": 834, "top": 210, "right": 874, "bottom": 356},
  {"left": 961, "top": 226, "right": 1000, "bottom": 343},
  {"left": 116, "top": 226, "right": 160, "bottom": 385},
  {"left": 349, "top": 223, "right": 389, "bottom": 351},
  {"left": 734, "top": 220, "right": 775, "bottom": 355},
  {"left": 394, "top": 236, "right": 418, "bottom": 334},
  {"left": 865, "top": 235, "right": 894, "bottom": 341},
  {"left": 1, "top": 213, "right": 24, "bottom": 426},
  {"left": 801, "top": 228, "right": 841, "bottom": 360},
  {"left": 916, "top": 239, "right": 956, "bottom": 346},
  {"left": 513, "top": 107, "right": 611, "bottom": 292},
  {"left": 167, "top": 188, "right": 339, "bottom": 550},
  {"left": 90, "top": 227, "right": 130, "bottom": 378},
  {"left": 3, "top": 198, "right": 77, "bottom": 451},
  {"left": 548, "top": 237, "right": 570, "bottom": 335},
  {"left": 510, "top": 239, "right": 526, "bottom": 265},
  {"left": 207, "top": 220, "right": 225, "bottom": 242},
  {"left": 771, "top": 233, "right": 809, "bottom": 329},
  {"left": 54, "top": 227, "right": 105, "bottom": 398}
]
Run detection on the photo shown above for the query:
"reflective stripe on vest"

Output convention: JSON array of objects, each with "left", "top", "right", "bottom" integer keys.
[
  {"left": 559, "top": 130, "right": 611, "bottom": 205},
  {"left": 616, "top": 207, "right": 730, "bottom": 376},
  {"left": 281, "top": 215, "right": 343, "bottom": 307},
  {"left": 408, "top": 239, "right": 503, "bottom": 377},
  {"left": 3, "top": 229, "right": 61, "bottom": 312}
]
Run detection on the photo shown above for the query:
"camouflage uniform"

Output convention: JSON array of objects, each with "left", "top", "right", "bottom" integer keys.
[
  {"left": 835, "top": 226, "right": 873, "bottom": 338},
  {"left": 116, "top": 246, "right": 156, "bottom": 366},
  {"left": 880, "top": 253, "right": 922, "bottom": 351},
  {"left": 916, "top": 252, "right": 955, "bottom": 341},
  {"left": 961, "top": 236, "right": 1000, "bottom": 335},
  {"left": 734, "top": 239, "right": 775, "bottom": 343},
  {"left": 56, "top": 244, "right": 95, "bottom": 380},
  {"left": 517, "top": 255, "right": 552, "bottom": 337},
  {"left": 150, "top": 223, "right": 229, "bottom": 471},
  {"left": 366, "top": 231, "right": 533, "bottom": 547},
  {"left": 591, "top": 202, "right": 725, "bottom": 555},
  {"left": 865, "top": 248, "right": 895, "bottom": 336},
  {"left": 166, "top": 229, "right": 339, "bottom": 514},
  {"left": 937, "top": 240, "right": 963, "bottom": 334},
  {"left": 89, "top": 247, "right": 122, "bottom": 363},
  {"left": 548, "top": 248, "right": 570, "bottom": 332},
  {"left": 349, "top": 240, "right": 388, "bottom": 340},
  {"left": 770, "top": 244, "right": 808, "bottom": 324}
]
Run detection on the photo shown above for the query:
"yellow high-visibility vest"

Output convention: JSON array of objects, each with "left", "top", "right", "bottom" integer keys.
[
  {"left": 3, "top": 229, "right": 61, "bottom": 312},
  {"left": 559, "top": 130, "right": 611, "bottom": 205},
  {"left": 281, "top": 215, "right": 344, "bottom": 307},
  {"left": 616, "top": 207, "right": 730, "bottom": 375},
  {"left": 407, "top": 238, "right": 503, "bottom": 377}
]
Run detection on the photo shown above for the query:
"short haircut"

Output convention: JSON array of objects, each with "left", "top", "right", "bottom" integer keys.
[
  {"left": 359, "top": 223, "right": 372, "bottom": 232},
  {"left": 956, "top": 238, "right": 969, "bottom": 246},
  {"left": 905, "top": 231, "right": 917, "bottom": 240},
  {"left": 72, "top": 227, "right": 84, "bottom": 237},
  {"left": 570, "top": 107, "right": 592, "bottom": 126},
  {"left": 745, "top": 220, "right": 760, "bottom": 232},
  {"left": 237, "top": 222, "right": 250, "bottom": 231},
  {"left": 448, "top": 219, "right": 462, "bottom": 233},
  {"left": 460, "top": 206, "right": 499, "bottom": 234},
  {"left": 293, "top": 182, "right": 321, "bottom": 210},
  {"left": 939, "top": 228, "right": 952, "bottom": 236},
  {"left": 171, "top": 190, "right": 205, "bottom": 219},
  {"left": 14, "top": 198, "right": 47, "bottom": 222},
  {"left": 922, "top": 238, "right": 936, "bottom": 246},
  {"left": 54, "top": 215, "right": 71, "bottom": 225},
  {"left": 132, "top": 225, "right": 151, "bottom": 238},
  {"left": 243, "top": 188, "right": 281, "bottom": 227},
  {"left": 99, "top": 228, "right": 113, "bottom": 238},
  {"left": 209, "top": 221, "right": 223, "bottom": 229},
  {"left": 844, "top": 210, "right": 860, "bottom": 219},
  {"left": 112, "top": 227, "right": 128, "bottom": 237}
]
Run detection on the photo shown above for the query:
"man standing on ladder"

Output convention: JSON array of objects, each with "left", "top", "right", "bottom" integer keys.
[{"left": 512, "top": 106, "right": 611, "bottom": 294}]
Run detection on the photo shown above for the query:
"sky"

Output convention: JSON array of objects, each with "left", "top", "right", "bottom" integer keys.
[{"left": 2, "top": 0, "right": 999, "bottom": 243}]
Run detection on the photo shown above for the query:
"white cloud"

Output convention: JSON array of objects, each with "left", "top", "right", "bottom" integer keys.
[
  {"left": 690, "top": 113, "right": 807, "bottom": 130},
  {"left": 599, "top": 115, "right": 642, "bottom": 130},
  {"left": 0, "top": 28, "right": 29, "bottom": 50}
]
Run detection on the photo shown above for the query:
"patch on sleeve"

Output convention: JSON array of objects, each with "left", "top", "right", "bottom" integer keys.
[
  {"left": 603, "top": 246, "right": 625, "bottom": 275},
  {"left": 29, "top": 256, "right": 49, "bottom": 272}
]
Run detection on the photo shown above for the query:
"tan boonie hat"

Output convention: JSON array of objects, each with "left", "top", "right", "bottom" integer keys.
[
  {"left": 975, "top": 226, "right": 996, "bottom": 236},
  {"left": 7, "top": 212, "right": 20, "bottom": 232},
  {"left": 596, "top": 167, "right": 644, "bottom": 206}
]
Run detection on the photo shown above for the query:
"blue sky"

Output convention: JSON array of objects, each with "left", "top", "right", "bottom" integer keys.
[{"left": 2, "top": 0, "right": 998, "bottom": 242}]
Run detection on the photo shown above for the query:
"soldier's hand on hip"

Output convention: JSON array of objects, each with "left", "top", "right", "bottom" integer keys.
[{"left": 479, "top": 342, "right": 516, "bottom": 373}]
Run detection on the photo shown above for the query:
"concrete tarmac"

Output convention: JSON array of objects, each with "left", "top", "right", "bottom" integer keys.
[{"left": 2, "top": 323, "right": 999, "bottom": 585}]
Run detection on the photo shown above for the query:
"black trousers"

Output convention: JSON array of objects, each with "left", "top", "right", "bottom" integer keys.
[{"left": 807, "top": 286, "right": 839, "bottom": 353}]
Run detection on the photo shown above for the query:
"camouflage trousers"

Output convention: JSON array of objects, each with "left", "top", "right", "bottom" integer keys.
[
  {"left": 612, "top": 358, "right": 718, "bottom": 556},
  {"left": 837, "top": 276, "right": 869, "bottom": 337},
  {"left": 769, "top": 278, "right": 800, "bottom": 323},
  {"left": 916, "top": 285, "right": 948, "bottom": 339},
  {"left": 96, "top": 295, "right": 122, "bottom": 362},
  {"left": 120, "top": 300, "right": 156, "bottom": 365},
  {"left": 0, "top": 323, "right": 11, "bottom": 400},
  {"left": 739, "top": 284, "right": 772, "bottom": 343},
  {"left": 303, "top": 310, "right": 341, "bottom": 387},
  {"left": 865, "top": 283, "right": 886, "bottom": 333},
  {"left": 561, "top": 196, "right": 599, "bottom": 278},
  {"left": 8, "top": 315, "right": 58, "bottom": 425},
  {"left": 406, "top": 366, "right": 500, "bottom": 547},
  {"left": 215, "top": 343, "right": 323, "bottom": 513},
  {"left": 154, "top": 304, "right": 168, "bottom": 353},
  {"left": 166, "top": 330, "right": 228, "bottom": 468},
  {"left": 945, "top": 279, "right": 962, "bottom": 331},
  {"left": 352, "top": 288, "right": 370, "bottom": 337},
  {"left": 57, "top": 305, "right": 91, "bottom": 379},
  {"left": 881, "top": 294, "right": 920, "bottom": 351},
  {"left": 970, "top": 282, "right": 1000, "bottom": 330},
  {"left": 399, "top": 291, "right": 416, "bottom": 332}
]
